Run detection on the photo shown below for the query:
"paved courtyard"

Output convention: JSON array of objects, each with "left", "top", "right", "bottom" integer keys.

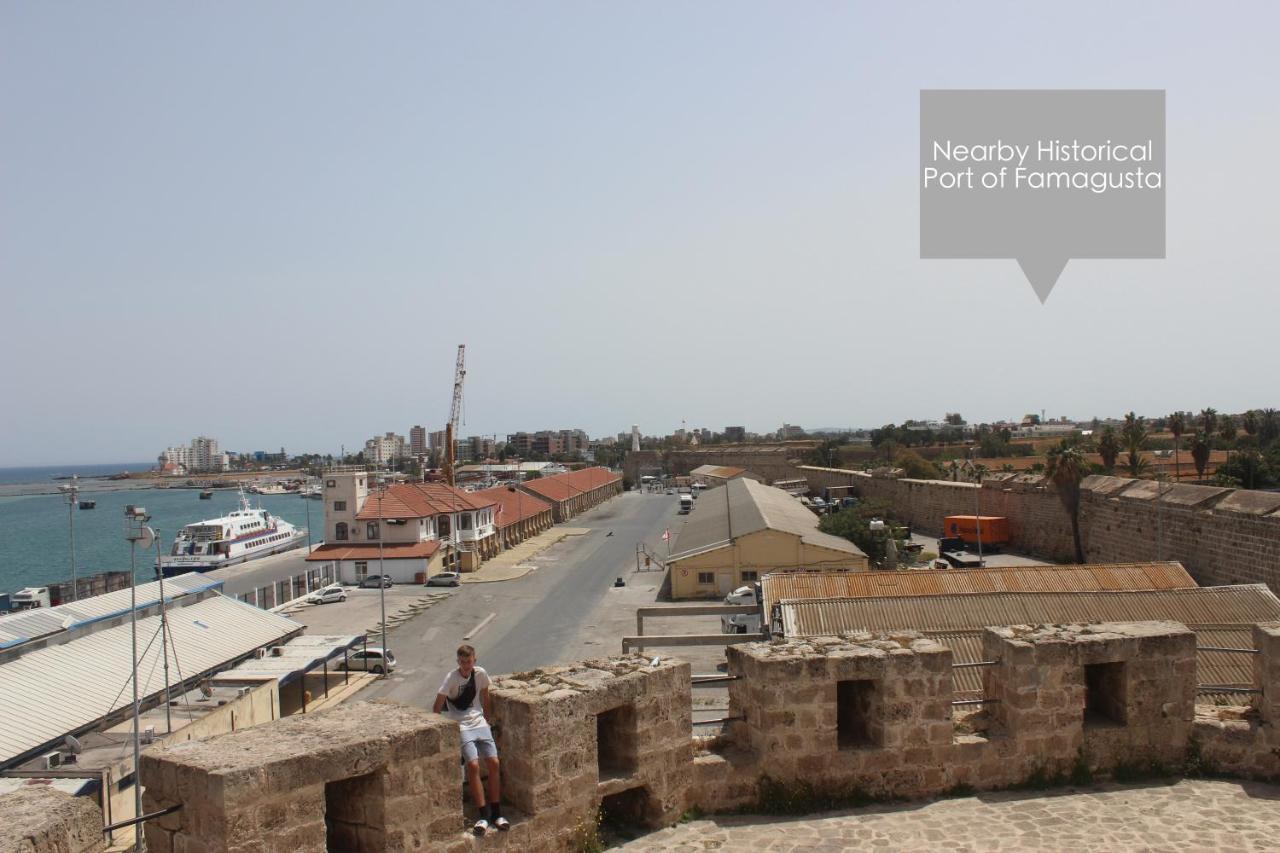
[{"left": 618, "top": 778, "right": 1280, "bottom": 852}]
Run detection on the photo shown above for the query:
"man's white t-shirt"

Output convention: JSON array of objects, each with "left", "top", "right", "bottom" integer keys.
[{"left": 438, "top": 666, "right": 491, "bottom": 731}]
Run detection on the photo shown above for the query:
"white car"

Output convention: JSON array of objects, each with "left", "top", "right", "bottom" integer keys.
[
  {"left": 306, "top": 586, "right": 347, "bottom": 605},
  {"left": 425, "top": 572, "right": 461, "bottom": 587},
  {"left": 343, "top": 648, "right": 396, "bottom": 674}
]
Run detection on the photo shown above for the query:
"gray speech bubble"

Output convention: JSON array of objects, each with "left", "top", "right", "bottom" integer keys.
[{"left": 920, "top": 90, "right": 1165, "bottom": 302}]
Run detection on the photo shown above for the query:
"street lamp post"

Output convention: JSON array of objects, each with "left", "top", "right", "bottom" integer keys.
[
  {"left": 377, "top": 481, "right": 388, "bottom": 677},
  {"left": 123, "top": 505, "right": 154, "bottom": 851}
]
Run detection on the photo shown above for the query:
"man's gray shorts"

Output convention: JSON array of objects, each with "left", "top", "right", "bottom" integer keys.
[{"left": 461, "top": 724, "right": 498, "bottom": 764}]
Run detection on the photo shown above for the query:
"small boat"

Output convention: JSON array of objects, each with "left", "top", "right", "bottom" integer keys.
[
  {"left": 78, "top": 500, "right": 96, "bottom": 510},
  {"left": 199, "top": 490, "right": 214, "bottom": 499}
]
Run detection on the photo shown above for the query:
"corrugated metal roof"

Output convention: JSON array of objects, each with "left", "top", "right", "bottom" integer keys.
[
  {"left": 0, "top": 594, "right": 302, "bottom": 766},
  {"left": 926, "top": 627, "right": 1257, "bottom": 702},
  {"left": 210, "top": 635, "right": 361, "bottom": 684},
  {"left": 671, "top": 479, "right": 865, "bottom": 562},
  {"left": 779, "top": 585, "right": 1280, "bottom": 637},
  {"left": 761, "top": 563, "right": 1198, "bottom": 617},
  {"left": 0, "top": 573, "right": 220, "bottom": 649}
]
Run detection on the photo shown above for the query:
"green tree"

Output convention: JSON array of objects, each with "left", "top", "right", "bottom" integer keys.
[
  {"left": 1199, "top": 408, "right": 1218, "bottom": 436},
  {"left": 1219, "top": 416, "right": 1237, "bottom": 445},
  {"left": 1045, "top": 440, "right": 1089, "bottom": 563},
  {"left": 1214, "top": 449, "right": 1272, "bottom": 490},
  {"left": 1120, "top": 412, "right": 1148, "bottom": 478},
  {"left": 1096, "top": 426, "right": 1121, "bottom": 473},
  {"left": 1242, "top": 410, "right": 1259, "bottom": 438},
  {"left": 1190, "top": 431, "right": 1212, "bottom": 481},
  {"left": 895, "top": 449, "right": 941, "bottom": 480},
  {"left": 1167, "top": 411, "right": 1185, "bottom": 483},
  {"left": 819, "top": 498, "right": 899, "bottom": 567},
  {"left": 1260, "top": 409, "right": 1280, "bottom": 446},
  {"left": 945, "top": 412, "right": 965, "bottom": 426}
]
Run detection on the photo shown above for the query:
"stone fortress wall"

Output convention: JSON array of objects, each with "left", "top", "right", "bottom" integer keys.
[
  {"left": 800, "top": 466, "right": 1280, "bottom": 592},
  {"left": 10, "top": 622, "right": 1280, "bottom": 852}
]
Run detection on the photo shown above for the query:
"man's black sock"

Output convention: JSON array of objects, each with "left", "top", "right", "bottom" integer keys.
[{"left": 489, "top": 802, "right": 501, "bottom": 821}]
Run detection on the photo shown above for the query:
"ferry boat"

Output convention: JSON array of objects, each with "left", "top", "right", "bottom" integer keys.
[{"left": 157, "top": 490, "right": 307, "bottom": 576}]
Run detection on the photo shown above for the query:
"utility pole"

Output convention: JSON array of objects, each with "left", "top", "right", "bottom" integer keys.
[
  {"left": 61, "top": 475, "right": 79, "bottom": 602},
  {"left": 377, "top": 482, "right": 388, "bottom": 676}
]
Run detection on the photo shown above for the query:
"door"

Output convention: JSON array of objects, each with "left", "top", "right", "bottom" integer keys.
[{"left": 717, "top": 574, "right": 734, "bottom": 596}]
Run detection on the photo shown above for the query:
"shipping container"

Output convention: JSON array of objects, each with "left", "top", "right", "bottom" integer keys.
[{"left": 942, "top": 515, "right": 1010, "bottom": 548}]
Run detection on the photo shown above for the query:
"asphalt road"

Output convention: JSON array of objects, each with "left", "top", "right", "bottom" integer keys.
[{"left": 357, "top": 491, "right": 679, "bottom": 707}]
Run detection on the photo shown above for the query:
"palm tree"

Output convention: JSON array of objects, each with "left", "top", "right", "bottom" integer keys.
[
  {"left": 1121, "top": 412, "right": 1148, "bottom": 478},
  {"left": 1242, "top": 410, "right": 1258, "bottom": 438},
  {"left": 1190, "top": 431, "right": 1211, "bottom": 481},
  {"left": 1096, "top": 426, "right": 1121, "bottom": 473},
  {"left": 1046, "top": 440, "right": 1088, "bottom": 562},
  {"left": 1167, "top": 412, "right": 1185, "bottom": 482},
  {"left": 1219, "top": 416, "right": 1237, "bottom": 444},
  {"left": 1200, "top": 408, "right": 1218, "bottom": 436}
]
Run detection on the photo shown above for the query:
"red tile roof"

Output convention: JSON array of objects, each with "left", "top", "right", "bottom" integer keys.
[
  {"left": 520, "top": 467, "right": 621, "bottom": 503},
  {"left": 304, "top": 541, "right": 441, "bottom": 562},
  {"left": 355, "top": 482, "right": 496, "bottom": 520},
  {"left": 473, "top": 485, "right": 553, "bottom": 528}
]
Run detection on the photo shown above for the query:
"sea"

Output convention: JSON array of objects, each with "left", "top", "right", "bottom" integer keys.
[{"left": 0, "top": 464, "right": 320, "bottom": 596}]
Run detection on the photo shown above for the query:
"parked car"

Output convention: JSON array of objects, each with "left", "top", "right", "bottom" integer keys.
[
  {"left": 305, "top": 586, "right": 347, "bottom": 605},
  {"left": 426, "top": 571, "right": 461, "bottom": 587},
  {"left": 359, "top": 574, "right": 393, "bottom": 589},
  {"left": 342, "top": 647, "right": 397, "bottom": 674}
]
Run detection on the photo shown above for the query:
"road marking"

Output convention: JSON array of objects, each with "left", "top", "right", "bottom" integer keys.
[
  {"left": 464, "top": 612, "right": 496, "bottom": 640},
  {"left": 422, "top": 626, "right": 440, "bottom": 642}
]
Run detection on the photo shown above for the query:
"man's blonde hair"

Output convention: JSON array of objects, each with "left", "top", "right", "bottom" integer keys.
[{"left": 457, "top": 644, "right": 476, "bottom": 658}]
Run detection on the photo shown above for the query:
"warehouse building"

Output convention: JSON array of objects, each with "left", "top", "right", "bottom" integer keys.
[
  {"left": 473, "top": 485, "right": 555, "bottom": 549},
  {"left": 770, "top": 583, "right": 1280, "bottom": 703},
  {"left": 667, "top": 478, "right": 868, "bottom": 599},
  {"left": 689, "top": 464, "right": 764, "bottom": 488},
  {"left": 519, "top": 467, "right": 622, "bottom": 523}
]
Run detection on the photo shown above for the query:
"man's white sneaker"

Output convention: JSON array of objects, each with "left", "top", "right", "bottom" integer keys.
[
  {"left": 473, "top": 818, "right": 490, "bottom": 836},
  {"left": 493, "top": 816, "right": 510, "bottom": 831}
]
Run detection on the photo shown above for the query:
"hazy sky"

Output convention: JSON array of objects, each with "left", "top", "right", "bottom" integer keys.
[{"left": 3, "top": 3, "right": 1278, "bottom": 466}]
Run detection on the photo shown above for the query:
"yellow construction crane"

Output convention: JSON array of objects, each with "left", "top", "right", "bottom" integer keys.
[{"left": 444, "top": 344, "right": 466, "bottom": 486}]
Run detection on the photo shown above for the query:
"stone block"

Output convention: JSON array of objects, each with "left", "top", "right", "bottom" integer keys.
[{"left": 0, "top": 787, "right": 104, "bottom": 853}]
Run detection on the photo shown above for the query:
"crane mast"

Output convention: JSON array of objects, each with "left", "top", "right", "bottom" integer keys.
[{"left": 444, "top": 344, "right": 466, "bottom": 486}]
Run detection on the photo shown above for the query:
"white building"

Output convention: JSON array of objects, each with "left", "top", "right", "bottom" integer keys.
[
  {"left": 364, "top": 432, "right": 407, "bottom": 465},
  {"left": 161, "top": 436, "right": 228, "bottom": 472},
  {"left": 306, "top": 470, "right": 499, "bottom": 581}
]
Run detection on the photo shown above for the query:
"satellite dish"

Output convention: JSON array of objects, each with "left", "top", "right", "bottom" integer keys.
[
  {"left": 137, "top": 526, "right": 157, "bottom": 550},
  {"left": 64, "top": 735, "right": 83, "bottom": 754},
  {"left": 199, "top": 682, "right": 213, "bottom": 699}
]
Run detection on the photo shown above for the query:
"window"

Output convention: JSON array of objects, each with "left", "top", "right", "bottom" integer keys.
[
  {"left": 596, "top": 704, "right": 638, "bottom": 777},
  {"left": 460, "top": 513, "right": 473, "bottom": 530},
  {"left": 326, "top": 479, "right": 336, "bottom": 488},
  {"left": 366, "top": 522, "right": 380, "bottom": 540},
  {"left": 354, "top": 561, "right": 368, "bottom": 581},
  {"left": 334, "top": 501, "right": 347, "bottom": 511},
  {"left": 1084, "top": 662, "right": 1127, "bottom": 726},
  {"left": 697, "top": 572, "right": 714, "bottom": 585},
  {"left": 837, "top": 680, "right": 877, "bottom": 748},
  {"left": 335, "top": 523, "right": 348, "bottom": 541},
  {"left": 741, "top": 571, "right": 759, "bottom": 583}
]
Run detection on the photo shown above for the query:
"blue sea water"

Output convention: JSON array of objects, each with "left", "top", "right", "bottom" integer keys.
[
  {"left": 0, "top": 468, "right": 320, "bottom": 595},
  {"left": 0, "top": 462, "right": 153, "bottom": 486}
]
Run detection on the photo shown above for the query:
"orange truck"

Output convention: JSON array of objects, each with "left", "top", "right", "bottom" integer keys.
[{"left": 943, "top": 515, "right": 1010, "bottom": 549}]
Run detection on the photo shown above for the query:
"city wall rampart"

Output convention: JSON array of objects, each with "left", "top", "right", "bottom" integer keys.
[
  {"left": 123, "top": 622, "right": 1280, "bottom": 851},
  {"left": 799, "top": 466, "right": 1280, "bottom": 591}
]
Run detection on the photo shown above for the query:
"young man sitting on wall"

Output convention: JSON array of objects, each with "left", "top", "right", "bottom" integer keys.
[{"left": 434, "top": 643, "right": 509, "bottom": 834}]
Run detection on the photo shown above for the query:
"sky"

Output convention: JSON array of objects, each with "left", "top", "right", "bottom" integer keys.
[{"left": 3, "top": 2, "right": 1278, "bottom": 466}]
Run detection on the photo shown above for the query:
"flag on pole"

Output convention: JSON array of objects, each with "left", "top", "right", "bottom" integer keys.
[{"left": 662, "top": 528, "right": 670, "bottom": 542}]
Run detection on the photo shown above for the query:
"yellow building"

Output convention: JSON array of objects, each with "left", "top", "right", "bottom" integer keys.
[{"left": 667, "top": 478, "right": 868, "bottom": 599}]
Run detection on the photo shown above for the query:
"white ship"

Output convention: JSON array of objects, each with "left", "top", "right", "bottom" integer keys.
[{"left": 157, "top": 490, "right": 307, "bottom": 576}]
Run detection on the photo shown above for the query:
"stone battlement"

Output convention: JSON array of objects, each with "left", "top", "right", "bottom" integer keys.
[{"left": 12, "top": 622, "right": 1278, "bottom": 852}]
